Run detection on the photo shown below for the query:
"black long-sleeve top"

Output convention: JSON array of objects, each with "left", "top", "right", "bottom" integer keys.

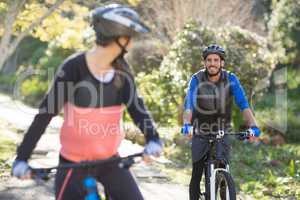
[{"left": 16, "top": 52, "right": 159, "bottom": 162}]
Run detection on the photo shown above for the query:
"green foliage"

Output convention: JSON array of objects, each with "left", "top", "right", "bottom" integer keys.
[
  {"left": 0, "top": 74, "right": 17, "bottom": 86},
  {"left": 289, "top": 159, "right": 296, "bottom": 177},
  {"left": 251, "top": 67, "right": 300, "bottom": 142},
  {"left": 138, "top": 22, "right": 215, "bottom": 125},
  {"left": 20, "top": 77, "right": 48, "bottom": 106},
  {"left": 220, "top": 26, "right": 275, "bottom": 94},
  {"left": 19, "top": 43, "right": 75, "bottom": 106},
  {"left": 136, "top": 70, "right": 177, "bottom": 124},
  {"left": 287, "top": 68, "right": 300, "bottom": 90},
  {"left": 2, "top": 1, "right": 88, "bottom": 106},
  {"left": 33, "top": 2, "right": 90, "bottom": 50},
  {"left": 253, "top": 92, "right": 300, "bottom": 142},
  {"left": 231, "top": 142, "right": 300, "bottom": 199},
  {"left": 126, "top": 40, "right": 165, "bottom": 74},
  {"left": 0, "top": 123, "right": 16, "bottom": 177},
  {"left": 2, "top": 1, "right": 90, "bottom": 51},
  {"left": 37, "top": 42, "right": 74, "bottom": 71},
  {"left": 286, "top": 106, "right": 300, "bottom": 142},
  {"left": 268, "top": 0, "right": 300, "bottom": 66},
  {"left": 262, "top": 0, "right": 274, "bottom": 18},
  {"left": 0, "top": 134, "right": 15, "bottom": 162},
  {"left": 18, "top": 37, "right": 48, "bottom": 66},
  {"left": 0, "top": 1, "right": 7, "bottom": 17}
]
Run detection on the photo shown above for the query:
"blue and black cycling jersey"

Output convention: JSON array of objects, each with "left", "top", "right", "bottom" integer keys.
[{"left": 184, "top": 71, "right": 249, "bottom": 112}]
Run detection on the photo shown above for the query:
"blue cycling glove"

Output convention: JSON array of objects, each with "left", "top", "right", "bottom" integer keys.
[
  {"left": 144, "top": 139, "right": 163, "bottom": 156},
  {"left": 240, "top": 126, "right": 261, "bottom": 140},
  {"left": 181, "top": 123, "right": 192, "bottom": 135},
  {"left": 12, "top": 160, "right": 31, "bottom": 178},
  {"left": 248, "top": 126, "right": 261, "bottom": 137}
]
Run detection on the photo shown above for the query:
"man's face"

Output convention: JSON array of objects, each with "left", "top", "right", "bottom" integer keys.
[{"left": 204, "top": 54, "right": 224, "bottom": 75}]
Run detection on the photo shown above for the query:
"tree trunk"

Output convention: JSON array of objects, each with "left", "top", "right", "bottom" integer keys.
[
  {"left": 2, "top": 48, "right": 19, "bottom": 75},
  {"left": 0, "top": 0, "right": 24, "bottom": 71},
  {"left": 0, "top": 48, "right": 10, "bottom": 72}
]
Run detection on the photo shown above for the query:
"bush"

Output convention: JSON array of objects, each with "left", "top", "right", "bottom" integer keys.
[
  {"left": 17, "top": 37, "right": 48, "bottom": 66},
  {"left": 262, "top": 0, "right": 300, "bottom": 141},
  {"left": 253, "top": 74, "right": 300, "bottom": 142},
  {"left": 136, "top": 70, "right": 179, "bottom": 125},
  {"left": 287, "top": 109, "right": 300, "bottom": 142},
  {"left": 285, "top": 68, "right": 300, "bottom": 142},
  {"left": 19, "top": 43, "right": 75, "bottom": 106},
  {"left": 220, "top": 26, "right": 275, "bottom": 94},
  {"left": 20, "top": 77, "right": 48, "bottom": 107},
  {"left": 268, "top": 0, "right": 300, "bottom": 67},
  {"left": 0, "top": 74, "right": 17, "bottom": 86},
  {"left": 126, "top": 40, "right": 166, "bottom": 74}
]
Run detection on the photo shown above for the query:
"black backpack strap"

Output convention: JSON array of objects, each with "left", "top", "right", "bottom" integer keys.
[
  {"left": 194, "top": 69, "right": 206, "bottom": 82},
  {"left": 222, "top": 70, "right": 233, "bottom": 95}
]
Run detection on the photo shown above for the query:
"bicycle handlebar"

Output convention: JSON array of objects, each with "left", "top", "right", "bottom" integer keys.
[
  {"left": 30, "top": 152, "right": 144, "bottom": 180},
  {"left": 194, "top": 131, "right": 251, "bottom": 140}
]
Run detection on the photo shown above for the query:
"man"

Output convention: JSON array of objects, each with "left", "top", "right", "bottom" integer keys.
[
  {"left": 181, "top": 44, "right": 260, "bottom": 200},
  {"left": 12, "top": 4, "right": 162, "bottom": 200}
]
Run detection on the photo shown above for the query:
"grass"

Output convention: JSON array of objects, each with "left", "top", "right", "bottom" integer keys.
[
  {"left": 231, "top": 140, "right": 300, "bottom": 199},
  {"left": 159, "top": 138, "right": 300, "bottom": 199},
  {"left": 0, "top": 120, "right": 16, "bottom": 178}
]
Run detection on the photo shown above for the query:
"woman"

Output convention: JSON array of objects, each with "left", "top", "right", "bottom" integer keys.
[{"left": 12, "top": 4, "right": 162, "bottom": 200}]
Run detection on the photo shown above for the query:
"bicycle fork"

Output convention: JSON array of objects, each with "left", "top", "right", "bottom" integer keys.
[{"left": 208, "top": 163, "right": 230, "bottom": 200}]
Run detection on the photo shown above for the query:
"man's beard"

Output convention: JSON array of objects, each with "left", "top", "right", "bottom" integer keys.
[{"left": 206, "top": 66, "right": 221, "bottom": 77}]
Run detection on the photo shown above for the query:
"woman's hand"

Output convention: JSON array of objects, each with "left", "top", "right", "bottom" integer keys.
[
  {"left": 11, "top": 160, "right": 31, "bottom": 180},
  {"left": 143, "top": 139, "right": 163, "bottom": 163}
]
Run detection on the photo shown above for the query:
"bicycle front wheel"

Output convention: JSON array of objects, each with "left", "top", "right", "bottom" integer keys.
[{"left": 215, "top": 171, "right": 236, "bottom": 200}]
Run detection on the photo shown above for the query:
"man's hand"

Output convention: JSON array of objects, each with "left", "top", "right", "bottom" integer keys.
[
  {"left": 239, "top": 126, "right": 261, "bottom": 140},
  {"left": 247, "top": 126, "right": 261, "bottom": 137},
  {"left": 181, "top": 123, "right": 193, "bottom": 139}
]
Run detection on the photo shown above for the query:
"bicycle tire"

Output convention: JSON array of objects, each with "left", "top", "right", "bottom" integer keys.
[
  {"left": 215, "top": 171, "right": 236, "bottom": 200},
  {"left": 204, "top": 165, "right": 210, "bottom": 200}
]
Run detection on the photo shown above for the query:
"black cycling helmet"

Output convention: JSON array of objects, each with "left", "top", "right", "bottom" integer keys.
[
  {"left": 202, "top": 44, "right": 226, "bottom": 60},
  {"left": 91, "top": 4, "right": 149, "bottom": 39}
]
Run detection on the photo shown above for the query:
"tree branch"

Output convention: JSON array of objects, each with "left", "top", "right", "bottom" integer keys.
[
  {"left": 8, "top": 0, "right": 65, "bottom": 56},
  {"left": 0, "top": 0, "right": 26, "bottom": 50}
]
